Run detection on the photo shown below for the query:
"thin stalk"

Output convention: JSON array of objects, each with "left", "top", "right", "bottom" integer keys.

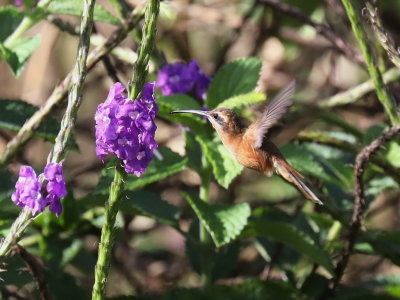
[
  {"left": 128, "top": 0, "right": 159, "bottom": 99},
  {"left": 0, "top": 8, "right": 145, "bottom": 169},
  {"left": 48, "top": 0, "right": 96, "bottom": 163},
  {"left": 91, "top": 164, "right": 127, "bottom": 300},
  {"left": 318, "top": 67, "right": 400, "bottom": 108},
  {"left": 4, "top": 0, "right": 52, "bottom": 47},
  {"left": 0, "top": 0, "right": 96, "bottom": 260},
  {"left": 91, "top": 1, "right": 160, "bottom": 299},
  {"left": 341, "top": 0, "right": 399, "bottom": 124}
]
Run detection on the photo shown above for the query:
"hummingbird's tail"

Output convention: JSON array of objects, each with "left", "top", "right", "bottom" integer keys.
[{"left": 273, "top": 158, "right": 323, "bottom": 205}]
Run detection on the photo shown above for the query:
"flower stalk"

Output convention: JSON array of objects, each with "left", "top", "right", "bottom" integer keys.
[
  {"left": 341, "top": 0, "right": 399, "bottom": 125},
  {"left": 0, "top": 0, "right": 96, "bottom": 259},
  {"left": 91, "top": 0, "right": 160, "bottom": 299}
]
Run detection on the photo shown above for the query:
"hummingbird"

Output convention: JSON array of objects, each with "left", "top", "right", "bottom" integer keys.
[{"left": 170, "top": 81, "right": 323, "bottom": 205}]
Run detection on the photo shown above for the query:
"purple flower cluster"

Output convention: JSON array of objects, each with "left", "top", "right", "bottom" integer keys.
[
  {"left": 156, "top": 60, "right": 211, "bottom": 100},
  {"left": 95, "top": 82, "right": 158, "bottom": 176},
  {"left": 12, "top": 163, "right": 67, "bottom": 217}
]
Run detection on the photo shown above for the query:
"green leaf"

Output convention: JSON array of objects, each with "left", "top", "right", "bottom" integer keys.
[
  {"left": 157, "top": 94, "right": 208, "bottom": 136},
  {"left": 184, "top": 193, "right": 251, "bottom": 247},
  {"left": 196, "top": 136, "right": 243, "bottom": 189},
  {"left": 217, "top": 92, "right": 265, "bottom": 109},
  {"left": 95, "top": 147, "right": 187, "bottom": 194},
  {"left": 0, "top": 6, "right": 23, "bottom": 42},
  {"left": 245, "top": 218, "right": 334, "bottom": 275},
  {"left": 386, "top": 141, "right": 400, "bottom": 168},
  {"left": 206, "top": 57, "right": 262, "bottom": 108},
  {"left": 0, "top": 99, "right": 59, "bottom": 141},
  {"left": 280, "top": 143, "right": 328, "bottom": 180},
  {"left": 2, "top": 36, "right": 40, "bottom": 76},
  {"left": 122, "top": 191, "right": 180, "bottom": 227},
  {"left": 108, "top": 279, "right": 303, "bottom": 300},
  {"left": 47, "top": 0, "right": 120, "bottom": 25}
]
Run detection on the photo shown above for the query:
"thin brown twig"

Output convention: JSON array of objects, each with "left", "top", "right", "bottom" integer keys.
[
  {"left": 258, "top": 0, "right": 364, "bottom": 66},
  {"left": 318, "top": 124, "right": 400, "bottom": 299},
  {"left": 14, "top": 244, "right": 52, "bottom": 300}
]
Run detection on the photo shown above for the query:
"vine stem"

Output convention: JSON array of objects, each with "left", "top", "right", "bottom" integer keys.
[
  {"left": 0, "top": 8, "right": 145, "bottom": 169},
  {"left": 318, "top": 124, "right": 400, "bottom": 299},
  {"left": 341, "top": 0, "right": 399, "bottom": 125},
  {"left": 91, "top": 1, "right": 160, "bottom": 299},
  {"left": 0, "top": 0, "right": 96, "bottom": 260}
]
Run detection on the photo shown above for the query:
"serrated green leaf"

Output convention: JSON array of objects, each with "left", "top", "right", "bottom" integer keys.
[
  {"left": 196, "top": 136, "right": 243, "bottom": 188},
  {"left": 47, "top": 0, "right": 120, "bottom": 25},
  {"left": 217, "top": 92, "right": 265, "bottom": 109},
  {"left": 0, "top": 99, "right": 63, "bottom": 142},
  {"left": 244, "top": 219, "right": 334, "bottom": 276},
  {"left": 184, "top": 193, "right": 250, "bottom": 247},
  {"left": 95, "top": 147, "right": 187, "bottom": 194},
  {"left": 206, "top": 57, "right": 262, "bottom": 108},
  {"left": 158, "top": 94, "right": 209, "bottom": 136},
  {"left": 122, "top": 191, "right": 180, "bottom": 227},
  {"left": 2, "top": 36, "right": 40, "bottom": 76},
  {"left": 0, "top": 6, "right": 23, "bottom": 42}
]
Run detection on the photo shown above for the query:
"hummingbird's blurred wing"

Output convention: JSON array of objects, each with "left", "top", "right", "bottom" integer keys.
[{"left": 247, "top": 80, "right": 296, "bottom": 149}]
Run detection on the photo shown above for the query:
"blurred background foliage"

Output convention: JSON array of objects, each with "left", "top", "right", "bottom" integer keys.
[{"left": 1, "top": 0, "right": 400, "bottom": 299}]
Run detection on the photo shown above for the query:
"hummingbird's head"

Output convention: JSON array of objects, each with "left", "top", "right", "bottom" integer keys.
[{"left": 170, "top": 108, "right": 244, "bottom": 135}]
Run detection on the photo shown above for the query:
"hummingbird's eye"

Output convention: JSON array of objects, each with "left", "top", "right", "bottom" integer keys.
[{"left": 212, "top": 114, "right": 219, "bottom": 120}]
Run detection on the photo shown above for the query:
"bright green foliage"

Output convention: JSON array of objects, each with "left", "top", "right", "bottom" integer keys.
[
  {"left": 196, "top": 136, "right": 243, "bottom": 189},
  {"left": 0, "top": 7, "right": 40, "bottom": 76},
  {"left": 206, "top": 57, "right": 262, "bottom": 108},
  {"left": 158, "top": 94, "right": 208, "bottom": 135},
  {"left": 47, "top": 0, "right": 121, "bottom": 25},
  {"left": 2, "top": 36, "right": 40, "bottom": 76},
  {"left": 95, "top": 146, "right": 187, "bottom": 194},
  {"left": 122, "top": 191, "right": 180, "bottom": 227},
  {"left": 217, "top": 92, "right": 265, "bottom": 109},
  {"left": 245, "top": 218, "right": 334, "bottom": 276},
  {"left": 184, "top": 193, "right": 251, "bottom": 247}
]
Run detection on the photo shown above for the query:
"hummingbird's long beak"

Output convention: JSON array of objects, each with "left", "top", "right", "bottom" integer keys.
[{"left": 170, "top": 110, "right": 209, "bottom": 117}]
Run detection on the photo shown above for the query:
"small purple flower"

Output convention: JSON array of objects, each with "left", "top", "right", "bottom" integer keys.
[
  {"left": 11, "top": 163, "right": 67, "bottom": 216},
  {"left": 43, "top": 162, "right": 67, "bottom": 217},
  {"left": 14, "top": 0, "right": 23, "bottom": 6},
  {"left": 95, "top": 82, "right": 158, "bottom": 176},
  {"left": 156, "top": 60, "right": 211, "bottom": 100}
]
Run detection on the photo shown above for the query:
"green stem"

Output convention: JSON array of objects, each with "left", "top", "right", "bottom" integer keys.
[
  {"left": 128, "top": 0, "right": 160, "bottom": 99},
  {"left": 341, "top": 0, "right": 399, "bottom": 124},
  {"left": 48, "top": 0, "right": 96, "bottom": 163},
  {"left": 92, "top": 164, "right": 127, "bottom": 300},
  {"left": 318, "top": 67, "right": 400, "bottom": 108},
  {"left": 92, "top": 1, "right": 160, "bottom": 299},
  {"left": 0, "top": 9, "right": 145, "bottom": 169},
  {"left": 4, "top": 0, "right": 52, "bottom": 47},
  {"left": 0, "top": 0, "right": 96, "bottom": 261},
  {"left": 0, "top": 207, "right": 31, "bottom": 257}
]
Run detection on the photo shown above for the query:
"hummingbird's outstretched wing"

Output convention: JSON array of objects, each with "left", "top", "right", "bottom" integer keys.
[{"left": 247, "top": 80, "right": 296, "bottom": 149}]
